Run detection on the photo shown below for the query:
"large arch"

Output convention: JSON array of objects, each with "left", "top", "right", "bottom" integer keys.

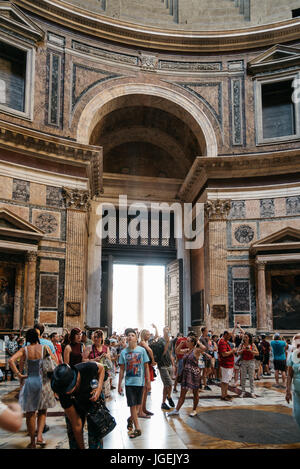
[{"left": 76, "top": 82, "right": 218, "bottom": 158}]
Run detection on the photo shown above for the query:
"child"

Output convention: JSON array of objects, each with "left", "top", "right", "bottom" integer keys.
[{"left": 118, "top": 328, "right": 150, "bottom": 439}]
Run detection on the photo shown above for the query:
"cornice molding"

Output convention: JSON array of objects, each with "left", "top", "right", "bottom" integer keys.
[
  {"left": 0, "top": 120, "right": 103, "bottom": 198},
  {"left": 14, "top": 0, "right": 300, "bottom": 53},
  {"left": 178, "top": 150, "right": 300, "bottom": 202},
  {"left": 0, "top": 120, "right": 100, "bottom": 163}
]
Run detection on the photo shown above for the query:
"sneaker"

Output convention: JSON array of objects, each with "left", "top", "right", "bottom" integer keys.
[
  {"left": 189, "top": 410, "right": 197, "bottom": 417},
  {"left": 204, "top": 385, "right": 211, "bottom": 391},
  {"left": 167, "top": 397, "right": 175, "bottom": 408},
  {"left": 161, "top": 403, "right": 170, "bottom": 410},
  {"left": 167, "top": 409, "right": 179, "bottom": 416}
]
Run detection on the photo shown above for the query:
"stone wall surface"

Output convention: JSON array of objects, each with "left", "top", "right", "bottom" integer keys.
[{"left": 63, "top": 0, "right": 300, "bottom": 30}]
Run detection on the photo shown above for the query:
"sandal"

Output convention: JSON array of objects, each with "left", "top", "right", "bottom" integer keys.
[
  {"left": 26, "top": 443, "right": 36, "bottom": 449},
  {"left": 129, "top": 429, "right": 142, "bottom": 439},
  {"left": 127, "top": 417, "right": 133, "bottom": 431},
  {"left": 145, "top": 410, "right": 154, "bottom": 416},
  {"left": 36, "top": 440, "right": 46, "bottom": 447}
]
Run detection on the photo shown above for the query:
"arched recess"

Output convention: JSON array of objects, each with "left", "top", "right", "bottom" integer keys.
[{"left": 76, "top": 82, "right": 218, "bottom": 158}]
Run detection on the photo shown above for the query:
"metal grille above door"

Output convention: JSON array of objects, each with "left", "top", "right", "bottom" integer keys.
[{"left": 102, "top": 209, "right": 176, "bottom": 251}]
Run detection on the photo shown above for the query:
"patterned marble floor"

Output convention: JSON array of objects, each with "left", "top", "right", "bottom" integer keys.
[{"left": 0, "top": 373, "right": 299, "bottom": 450}]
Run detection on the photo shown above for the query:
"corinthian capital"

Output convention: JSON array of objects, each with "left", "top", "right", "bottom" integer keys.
[
  {"left": 204, "top": 199, "right": 231, "bottom": 221},
  {"left": 26, "top": 251, "right": 37, "bottom": 263},
  {"left": 62, "top": 187, "right": 90, "bottom": 211}
]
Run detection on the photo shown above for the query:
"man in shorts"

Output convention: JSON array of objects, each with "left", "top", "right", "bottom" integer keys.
[
  {"left": 271, "top": 333, "right": 288, "bottom": 388},
  {"left": 118, "top": 328, "right": 150, "bottom": 439},
  {"left": 218, "top": 331, "right": 237, "bottom": 401},
  {"left": 150, "top": 326, "right": 175, "bottom": 410}
]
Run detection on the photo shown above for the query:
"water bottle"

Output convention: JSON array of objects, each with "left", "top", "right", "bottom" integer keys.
[{"left": 90, "top": 379, "right": 98, "bottom": 389}]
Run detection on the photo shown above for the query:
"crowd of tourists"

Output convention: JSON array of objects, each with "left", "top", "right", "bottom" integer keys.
[{"left": 0, "top": 322, "right": 300, "bottom": 449}]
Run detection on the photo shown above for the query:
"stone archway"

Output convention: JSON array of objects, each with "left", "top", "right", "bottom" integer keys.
[
  {"left": 78, "top": 82, "right": 218, "bottom": 330},
  {"left": 76, "top": 82, "right": 218, "bottom": 158}
]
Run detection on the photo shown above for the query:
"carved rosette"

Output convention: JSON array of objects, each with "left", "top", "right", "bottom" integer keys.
[
  {"left": 204, "top": 199, "right": 231, "bottom": 221},
  {"left": 62, "top": 187, "right": 91, "bottom": 211}
]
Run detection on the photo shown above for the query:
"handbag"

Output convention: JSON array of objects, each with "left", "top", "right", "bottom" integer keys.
[
  {"left": 42, "top": 348, "right": 57, "bottom": 378},
  {"left": 87, "top": 396, "right": 116, "bottom": 439}
]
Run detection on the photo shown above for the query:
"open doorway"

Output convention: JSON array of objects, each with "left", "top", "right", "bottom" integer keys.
[{"left": 112, "top": 264, "right": 166, "bottom": 335}]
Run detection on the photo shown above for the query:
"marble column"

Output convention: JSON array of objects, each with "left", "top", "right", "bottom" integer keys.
[
  {"left": 13, "top": 264, "right": 23, "bottom": 330},
  {"left": 86, "top": 200, "right": 102, "bottom": 328},
  {"left": 24, "top": 251, "right": 37, "bottom": 328},
  {"left": 204, "top": 200, "right": 231, "bottom": 331},
  {"left": 256, "top": 260, "right": 268, "bottom": 332},
  {"left": 63, "top": 187, "right": 90, "bottom": 330}
]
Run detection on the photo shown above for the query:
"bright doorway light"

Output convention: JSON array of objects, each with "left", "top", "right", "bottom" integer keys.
[{"left": 112, "top": 264, "right": 165, "bottom": 335}]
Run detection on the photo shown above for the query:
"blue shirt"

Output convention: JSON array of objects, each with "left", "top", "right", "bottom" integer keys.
[
  {"left": 287, "top": 353, "right": 300, "bottom": 394},
  {"left": 26, "top": 338, "right": 56, "bottom": 355},
  {"left": 119, "top": 346, "right": 149, "bottom": 387},
  {"left": 271, "top": 340, "right": 287, "bottom": 361}
]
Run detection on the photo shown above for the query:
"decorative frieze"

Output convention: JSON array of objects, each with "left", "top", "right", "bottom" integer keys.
[
  {"left": 71, "top": 41, "right": 137, "bottom": 66},
  {"left": 62, "top": 187, "right": 90, "bottom": 211},
  {"left": 159, "top": 61, "right": 222, "bottom": 72}
]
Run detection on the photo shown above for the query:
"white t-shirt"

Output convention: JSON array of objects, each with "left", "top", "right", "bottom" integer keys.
[{"left": 0, "top": 400, "right": 8, "bottom": 416}]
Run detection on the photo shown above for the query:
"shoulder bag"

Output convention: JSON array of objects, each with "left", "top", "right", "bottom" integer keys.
[{"left": 87, "top": 396, "right": 116, "bottom": 439}]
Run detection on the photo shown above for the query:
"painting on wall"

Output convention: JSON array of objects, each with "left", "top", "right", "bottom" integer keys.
[
  {"left": 0, "top": 266, "right": 15, "bottom": 329},
  {"left": 272, "top": 274, "right": 300, "bottom": 330}
]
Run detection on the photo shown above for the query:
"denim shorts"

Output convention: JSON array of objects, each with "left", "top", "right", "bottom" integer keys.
[{"left": 125, "top": 385, "right": 144, "bottom": 407}]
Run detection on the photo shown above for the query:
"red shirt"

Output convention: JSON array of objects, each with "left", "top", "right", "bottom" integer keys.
[
  {"left": 218, "top": 338, "right": 234, "bottom": 368},
  {"left": 241, "top": 345, "right": 255, "bottom": 361},
  {"left": 176, "top": 337, "right": 187, "bottom": 359},
  {"left": 54, "top": 343, "right": 63, "bottom": 364}
]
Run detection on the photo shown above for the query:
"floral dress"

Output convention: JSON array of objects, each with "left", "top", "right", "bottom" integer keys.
[{"left": 181, "top": 350, "right": 201, "bottom": 389}]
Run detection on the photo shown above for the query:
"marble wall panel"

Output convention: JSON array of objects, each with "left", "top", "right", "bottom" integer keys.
[
  {"left": 30, "top": 183, "right": 46, "bottom": 206},
  {"left": 12, "top": 179, "right": 30, "bottom": 202},
  {"left": 39, "top": 258, "right": 60, "bottom": 273},
  {"left": 260, "top": 198, "right": 275, "bottom": 218},
  {"left": 39, "top": 310, "right": 57, "bottom": 324},
  {"left": 39, "top": 274, "right": 58, "bottom": 308},
  {"left": 245, "top": 199, "right": 260, "bottom": 219},
  {"left": 46, "top": 186, "right": 64, "bottom": 208},
  {"left": 0, "top": 176, "right": 12, "bottom": 200},
  {"left": 259, "top": 218, "right": 300, "bottom": 239},
  {"left": 274, "top": 198, "right": 286, "bottom": 218},
  {"left": 232, "top": 266, "right": 250, "bottom": 279},
  {"left": 286, "top": 196, "right": 300, "bottom": 216},
  {"left": 233, "top": 314, "right": 252, "bottom": 327},
  {"left": 229, "top": 200, "right": 245, "bottom": 219}
]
